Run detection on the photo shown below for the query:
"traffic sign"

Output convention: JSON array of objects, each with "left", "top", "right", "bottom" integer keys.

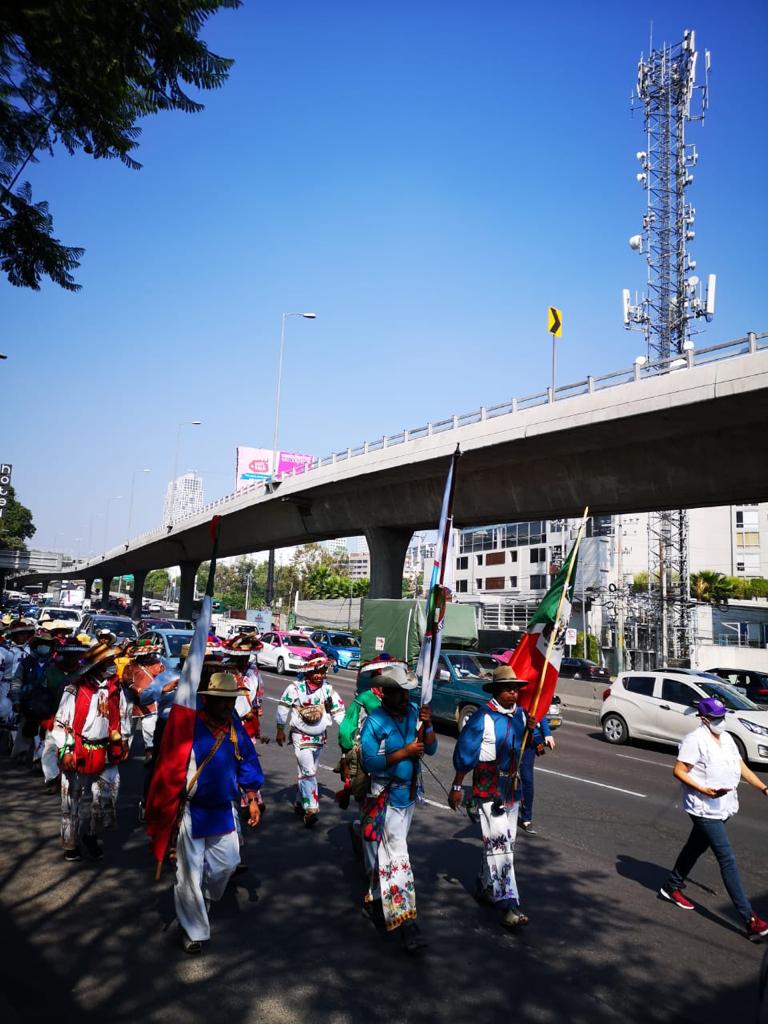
[
  {"left": 548, "top": 307, "right": 563, "bottom": 337},
  {"left": 565, "top": 627, "right": 577, "bottom": 645}
]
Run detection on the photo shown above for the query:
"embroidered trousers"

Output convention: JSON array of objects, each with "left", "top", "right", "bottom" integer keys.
[
  {"left": 292, "top": 737, "right": 322, "bottom": 812},
  {"left": 61, "top": 765, "right": 120, "bottom": 849},
  {"left": 364, "top": 798, "right": 417, "bottom": 931},
  {"left": 478, "top": 800, "right": 519, "bottom": 904}
]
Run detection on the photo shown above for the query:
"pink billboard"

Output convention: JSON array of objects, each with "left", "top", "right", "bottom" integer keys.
[{"left": 235, "top": 447, "right": 313, "bottom": 491}]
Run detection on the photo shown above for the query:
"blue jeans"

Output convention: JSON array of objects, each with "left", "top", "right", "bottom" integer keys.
[
  {"left": 519, "top": 745, "right": 535, "bottom": 823},
  {"left": 666, "top": 814, "right": 753, "bottom": 923}
]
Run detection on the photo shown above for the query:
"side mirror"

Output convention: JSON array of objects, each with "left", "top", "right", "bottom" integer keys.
[{"left": 438, "top": 669, "right": 451, "bottom": 682}]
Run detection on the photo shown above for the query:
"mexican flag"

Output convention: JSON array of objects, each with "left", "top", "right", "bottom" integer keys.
[
  {"left": 145, "top": 517, "right": 221, "bottom": 874},
  {"left": 500, "top": 543, "right": 579, "bottom": 722}
]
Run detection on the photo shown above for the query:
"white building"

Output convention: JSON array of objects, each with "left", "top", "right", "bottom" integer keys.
[{"left": 163, "top": 473, "right": 204, "bottom": 524}]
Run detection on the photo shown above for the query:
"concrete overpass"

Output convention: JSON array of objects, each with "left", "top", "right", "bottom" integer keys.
[{"left": 14, "top": 333, "right": 768, "bottom": 617}]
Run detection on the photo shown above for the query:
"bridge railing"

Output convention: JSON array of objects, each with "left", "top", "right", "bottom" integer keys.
[{"left": 82, "top": 330, "right": 766, "bottom": 568}]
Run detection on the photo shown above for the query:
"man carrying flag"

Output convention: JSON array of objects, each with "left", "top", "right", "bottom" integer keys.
[{"left": 144, "top": 519, "right": 265, "bottom": 955}]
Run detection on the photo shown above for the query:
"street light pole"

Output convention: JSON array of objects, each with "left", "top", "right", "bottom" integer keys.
[
  {"left": 266, "top": 312, "right": 316, "bottom": 606},
  {"left": 169, "top": 421, "right": 201, "bottom": 527},
  {"left": 103, "top": 495, "right": 123, "bottom": 552},
  {"left": 127, "top": 468, "right": 150, "bottom": 544}
]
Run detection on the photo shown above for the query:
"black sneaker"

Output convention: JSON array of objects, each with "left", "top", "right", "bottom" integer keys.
[
  {"left": 64, "top": 848, "right": 81, "bottom": 862},
  {"left": 81, "top": 834, "right": 104, "bottom": 860},
  {"left": 519, "top": 821, "right": 537, "bottom": 836}
]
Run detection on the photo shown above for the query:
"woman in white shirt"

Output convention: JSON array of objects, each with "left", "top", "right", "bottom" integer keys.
[{"left": 659, "top": 697, "right": 768, "bottom": 940}]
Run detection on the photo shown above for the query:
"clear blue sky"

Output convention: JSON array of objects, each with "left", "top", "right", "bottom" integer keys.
[{"left": 3, "top": 0, "right": 766, "bottom": 555}]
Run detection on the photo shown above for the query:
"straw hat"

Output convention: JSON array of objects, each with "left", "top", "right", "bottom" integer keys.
[
  {"left": 46, "top": 620, "right": 76, "bottom": 634},
  {"left": 6, "top": 619, "right": 36, "bottom": 637},
  {"left": 199, "top": 672, "right": 240, "bottom": 698},
  {"left": 300, "top": 655, "right": 330, "bottom": 676},
  {"left": 71, "top": 641, "right": 121, "bottom": 679},
  {"left": 482, "top": 664, "right": 521, "bottom": 693}
]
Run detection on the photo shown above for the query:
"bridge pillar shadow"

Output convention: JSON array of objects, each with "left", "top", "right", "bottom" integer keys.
[
  {"left": 130, "top": 569, "right": 147, "bottom": 620},
  {"left": 365, "top": 526, "right": 412, "bottom": 598},
  {"left": 177, "top": 559, "right": 199, "bottom": 619}
]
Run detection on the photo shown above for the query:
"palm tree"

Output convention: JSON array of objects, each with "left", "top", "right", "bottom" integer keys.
[{"left": 690, "top": 571, "right": 736, "bottom": 606}]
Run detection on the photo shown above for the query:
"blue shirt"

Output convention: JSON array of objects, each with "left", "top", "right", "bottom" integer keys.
[
  {"left": 139, "top": 671, "right": 179, "bottom": 720},
  {"left": 453, "top": 701, "right": 527, "bottom": 802},
  {"left": 188, "top": 714, "right": 265, "bottom": 838},
  {"left": 360, "top": 702, "right": 437, "bottom": 808}
]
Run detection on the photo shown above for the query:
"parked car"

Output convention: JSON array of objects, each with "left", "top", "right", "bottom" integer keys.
[
  {"left": 600, "top": 670, "right": 768, "bottom": 765},
  {"left": 356, "top": 649, "right": 562, "bottom": 733},
  {"left": 310, "top": 630, "right": 361, "bottom": 669},
  {"left": 709, "top": 668, "right": 768, "bottom": 706},
  {"left": 138, "top": 628, "right": 195, "bottom": 669},
  {"left": 258, "top": 630, "right": 323, "bottom": 675},
  {"left": 559, "top": 658, "right": 610, "bottom": 681},
  {"left": 77, "top": 613, "right": 138, "bottom": 642}
]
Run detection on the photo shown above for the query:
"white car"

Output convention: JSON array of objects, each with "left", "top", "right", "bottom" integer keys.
[
  {"left": 601, "top": 670, "right": 768, "bottom": 766},
  {"left": 257, "top": 630, "right": 323, "bottom": 675},
  {"left": 37, "top": 606, "right": 81, "bottom": 624}
]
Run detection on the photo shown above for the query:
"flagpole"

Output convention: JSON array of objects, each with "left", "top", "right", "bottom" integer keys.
[{"left": 518, "top": 506, "right": 589, "bottom": 763}]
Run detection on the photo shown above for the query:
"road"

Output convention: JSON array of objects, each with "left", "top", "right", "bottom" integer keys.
[{"left": 1, "top": 666, "right": 767, "bottom": 1024}]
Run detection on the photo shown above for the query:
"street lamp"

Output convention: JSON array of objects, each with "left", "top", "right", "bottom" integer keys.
[
  {"left": 127, "top": 468, "right": 151, "bottom": 545},
  {"left": 169, "top": 421, "right": 201, "bottom": 526},
  {"left": 271, "top": 312, "right": 316, "bottom": 483},
  {"left": 103, "top": 495, "right": 122, "bottom": 552},
  {"left": 265, "top": 312, "right": 316, "bottom": 607}
]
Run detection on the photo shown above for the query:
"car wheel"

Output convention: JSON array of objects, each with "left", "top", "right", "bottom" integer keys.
[
  {"left": 729, "top": 734, "right": 747, "bottom": 763},
  {"left": 276, "top": 657, "right": 286, "bottom": 675},
  {"left": 602, "top": 713, "right": 629, "bottom": 745},
  {"left": 458, "top": 704, "right": 478, "bottom": 732}
]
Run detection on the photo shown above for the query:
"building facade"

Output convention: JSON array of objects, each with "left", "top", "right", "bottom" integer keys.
[{"left": 163, "top": 473, "right": 204, "bottom": 525}]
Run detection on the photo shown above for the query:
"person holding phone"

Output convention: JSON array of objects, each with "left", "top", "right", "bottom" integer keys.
[{"left": 659, "top": 696, "right": 768, "bottom": 939}]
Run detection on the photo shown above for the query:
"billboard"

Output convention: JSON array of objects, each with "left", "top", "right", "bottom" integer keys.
[
  {"left": 235, "top": 447, "right": 313, "bottom": 491},
  {"left": 0, "top": 463, "right": 12, "bottom": 519}
]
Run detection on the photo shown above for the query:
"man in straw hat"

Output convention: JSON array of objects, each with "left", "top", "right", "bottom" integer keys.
[
  {"left": 123, "top": 638, "right": 164, "bottom": 761},
  {"left": 173, "top": 663, "right": 264, "bottom": 955},
  {"left": 38, "top": 637, "right": 88, "bottom": 790},
  {"left": 359, "top": 660, "right": 437, "bottom": 953},
  {"left": 50, "top": 641, "right": 132, "bottom": 861},
  {"left": 449, "top": 664, "right": 532, "bottom": 929},
  {"left": 276, "top": 654, "right": 345, "bottom": 827}
]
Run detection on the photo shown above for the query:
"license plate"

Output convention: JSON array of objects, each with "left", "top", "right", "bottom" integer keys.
[{"left": 548, "top": 717, "right": 562, "bottom": 728}]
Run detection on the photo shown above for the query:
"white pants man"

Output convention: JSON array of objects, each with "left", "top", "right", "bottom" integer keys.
[
  {"left": 175, "top": 806, "right": 240, "bottom": 942},
  {"left": 61, "top": 765, "right": 120, "bottom": 849},
  {"left": 293, "top": 737, "right": 322, "bottom": 812}
]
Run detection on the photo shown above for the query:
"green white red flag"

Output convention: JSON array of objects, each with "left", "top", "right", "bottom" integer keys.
[{"left": 499, "top": 543, "right": 579, "bottom": 721}]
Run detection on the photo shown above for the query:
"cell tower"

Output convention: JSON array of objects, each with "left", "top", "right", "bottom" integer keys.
[{"left": 622, "top": 29, "right": 715, "bottom": 667}]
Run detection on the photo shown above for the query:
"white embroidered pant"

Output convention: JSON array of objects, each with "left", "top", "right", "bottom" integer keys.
[
  {"left": 365, "top": 800, "right": 417, "bottom": 931},
  {"left": 478, "top": 800, "right": 519, "bottom": 904},
  {"left": 61, "top": 765, "right": 120, "bottom": 849},
  {"left": 292, "top": 738, "right": 322, "bottom": 812},
  {"left": 175, "top": 806, "right": 240, "bottom": 942},
  {"left": 140, "top": 713, "right": 157, "bottom": 751}
]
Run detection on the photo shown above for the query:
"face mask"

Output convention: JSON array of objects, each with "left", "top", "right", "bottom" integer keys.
[
  {"left": 36, "top": 645, "right": 52, "bottom": 657},
  {"left": 707, "top": 718, "right": 726, "bottom": 735}
]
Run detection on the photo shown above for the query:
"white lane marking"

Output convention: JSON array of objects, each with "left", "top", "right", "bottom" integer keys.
[
  {"left": 558, "top": 719, "right": 600, "bottom": 730},
  {"left": 616, "top": 753, "right": 670, "bottom": 768},
  {"left": 534, "top": 766, "right": 646, "bottom": 798}
]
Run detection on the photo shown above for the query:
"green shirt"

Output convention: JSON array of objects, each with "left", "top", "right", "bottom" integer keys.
[{"left": 338, "top": 689, "right": 381, "bottom": 752}]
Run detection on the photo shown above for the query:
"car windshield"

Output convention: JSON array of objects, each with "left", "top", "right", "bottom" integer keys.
[
  {"left": 95, "top": 618, "right": 135, "bottom": 638},
  {"left": 166, "top": 632, "right": 194, "bottom": 656},
  {"left": 329, "top": 634, "right": 358, "bottom": 647},
  {"left": 447, "top": 653, "right": 498, "bottom": 678},
  {"left": 699, "top": 682, "right": 762, "bottom": 712},
  {"left": 286, "top": 634, "right": 315, "bottom": 647}
]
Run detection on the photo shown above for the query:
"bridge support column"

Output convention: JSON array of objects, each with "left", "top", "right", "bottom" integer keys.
[
  {"left": 365, "top": 527, "right": 413, "bottom": 599},
  {"left": 84, "top": 579, "right": 93, "bottom": 603},
  {"left": 130, "top": 569, "right": 147, "bottom": 621},
  {"left": 178, "top": 561, "right": 199, "bottom": 621},
  {"left": 101, "top": 576, "right": 113, "bottom": 609}
]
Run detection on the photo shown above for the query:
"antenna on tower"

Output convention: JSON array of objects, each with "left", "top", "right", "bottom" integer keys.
[{"left": 620, "top": 28, "right": 716, "bottom": 669}]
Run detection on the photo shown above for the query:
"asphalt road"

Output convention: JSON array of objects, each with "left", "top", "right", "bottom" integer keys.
[{"left": 1, "top": 668, "right": 767, "bottom": 1024}]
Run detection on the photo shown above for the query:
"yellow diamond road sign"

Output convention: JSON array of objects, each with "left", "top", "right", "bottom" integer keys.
[{"left": 548, "top": 306, "right": 562, "bottom": 337}]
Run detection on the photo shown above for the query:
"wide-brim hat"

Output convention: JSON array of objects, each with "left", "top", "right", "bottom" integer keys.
[
  {"left": 6, "top": 620, "right": 36, "bottom": 636},
  {"left": 30, "top": 631, "right": 54, "bottom": 646},
  {"left": 199, "top": 672, "right": 240, "bottom": 698},
  {"left": 59, "top": 640, "right": 88, "bottom": 655},
  {"left": 46, "top": 620, "right": 76, "bottom": 634},
  {"left": 71, "top": 642, "right": 121, "bottom": 679},
  {"left": 129, "top": 639, "right": 162, "bottom": 657},
  {"left": 300, "top": 655, "right": 330, "bottom": 675},
  {"left": 227, "top": 633, "right": 263, "bottom": 651},
  {"left": 377, "top": 661, "right": 418, "bottom": 691},
  {"left": 483, "top": 664, "right": 521, "bottom": 693}
]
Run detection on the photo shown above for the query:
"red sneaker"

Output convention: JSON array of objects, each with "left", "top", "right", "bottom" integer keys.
[
  {"left": 659, "top": 887, "right": 695, "bottom": 910},
  {"left": 747, "top": 913, "right": 768, "bottom": 940}
]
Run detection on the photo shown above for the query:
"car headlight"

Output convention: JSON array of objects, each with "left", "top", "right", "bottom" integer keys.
[{"left": 738, "top": 718, "right": 768, "bottom": 736}]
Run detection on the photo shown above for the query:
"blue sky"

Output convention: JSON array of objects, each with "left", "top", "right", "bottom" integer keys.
[{"left": 3, "top": 0, "right": 766, "bottom": 555}]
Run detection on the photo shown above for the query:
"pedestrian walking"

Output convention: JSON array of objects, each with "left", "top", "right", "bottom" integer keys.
[
  {"left": 518, "top": 699, "right": 555, "bottom": 836},
  {"left": 659, "top": 696, "right": 768, "bottom": 939},
  {"left": 359, "top": 660, "right": 436, "bottom": 953},
  {"left": 449, "top": 665, "right": 531, "bottom": 928}
]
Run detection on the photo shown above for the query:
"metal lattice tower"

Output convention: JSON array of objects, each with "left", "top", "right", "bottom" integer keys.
[{"left": 622, "top": 29, "right": 715, "bottom": 667}]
